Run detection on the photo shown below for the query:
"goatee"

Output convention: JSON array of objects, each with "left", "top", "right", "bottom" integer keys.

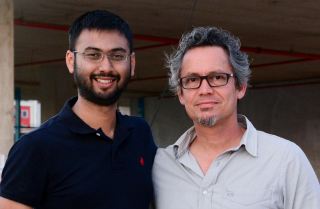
[{"left": 196, "top": 116, "right": 217, "bottom": 127}]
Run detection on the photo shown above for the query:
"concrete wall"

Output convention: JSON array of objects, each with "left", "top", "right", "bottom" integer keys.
[
  {"left": 0, "top": 0, "right": 14, "bottom": 160},
  {"left": 144, "top": 84, "right": 320, "bottom": 178}
]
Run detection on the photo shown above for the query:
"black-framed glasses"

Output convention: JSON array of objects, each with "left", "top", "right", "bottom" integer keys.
[
  {"left": 73, "top": 50, "right": 130, "bottom": 63},
  {"left": 180, "top": 72, "right": 234, "bottom": 89}
]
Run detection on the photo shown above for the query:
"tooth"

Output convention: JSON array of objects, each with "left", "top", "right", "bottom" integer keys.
[{"left": 97, "top": 79, "right": 113, "bottom": 84}]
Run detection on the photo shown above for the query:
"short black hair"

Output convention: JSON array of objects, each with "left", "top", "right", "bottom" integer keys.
[{"left": 68, "top": 10, "right": 133, "bottom": 52}]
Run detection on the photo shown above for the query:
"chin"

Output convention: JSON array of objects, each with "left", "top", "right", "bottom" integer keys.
[
  {"left": 196, "top": 116, "right": 217, "bottom": 127},
  {"left": 194, "top": 113, "right": 218, "bottom": 127}
]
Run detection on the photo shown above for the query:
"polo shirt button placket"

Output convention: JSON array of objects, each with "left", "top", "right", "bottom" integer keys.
[{"left": 96, "top": 132, "right": 101, "bottom": 137}]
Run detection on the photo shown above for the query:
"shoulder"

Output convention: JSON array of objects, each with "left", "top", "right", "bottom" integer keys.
[
  {"left": 12, "top": 114, "right": 61, "bottom": 152},
  {"left": 256, "top": 130, "right": 302, "bottom": 156},
  {"left": 120, "top": 114, "right": 150, "bottom": 127},
  {"left": 119, "top": 114, "right": 152, "bottom": 134},
  {"left": 257, "top": 133, "right": 320, "bottom": 204},
  {"left": 153, "top": 146, "right": 186, "bottom": 184},
  {"left": 256, "top": 130, "right": 316, "bottom": 174},
  {"left": 244, "top": 116, "right": 301, "bottom": 157},
  {"left": 154, "top": 146, "right": 176, "bottom": 165}
]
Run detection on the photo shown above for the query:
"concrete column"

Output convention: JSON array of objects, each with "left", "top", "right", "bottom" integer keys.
[{"left": 0, "top": 0, "right": 14, "bottom": 162}]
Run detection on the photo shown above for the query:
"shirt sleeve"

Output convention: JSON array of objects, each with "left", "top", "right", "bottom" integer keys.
[
  {"left": 0, "top": 134, "right": 48, "bottom": 208},
  {"left": 282, "top": 142, "right": 320, "bottom": 209}
]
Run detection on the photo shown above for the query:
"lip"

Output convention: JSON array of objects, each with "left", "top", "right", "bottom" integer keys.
[
  {"left": 195, "top": 100, "right": 220, "bottom": 109},
  {"left": 93, "top": 76, "right": 117, "bottom": 88}
]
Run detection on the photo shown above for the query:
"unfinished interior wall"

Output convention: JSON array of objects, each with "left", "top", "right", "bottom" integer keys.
[{"left": 15, "top": 64, "right": 76, "bottom": 121}]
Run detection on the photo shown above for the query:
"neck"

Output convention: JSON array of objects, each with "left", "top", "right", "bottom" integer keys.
[
  {"left": 190, "top": 114, "right": 245, "bottom": 174},
  {"left": 72, "top": 96, "right": 117, "bottom": 139},
  {"left": 193, "top": 115, "right": 244, "bottom": 152}
]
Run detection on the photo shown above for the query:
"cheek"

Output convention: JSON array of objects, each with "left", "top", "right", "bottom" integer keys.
[
  {"left": 119, "top": 69, "right": 131, "bottom": 83},
  {"left": 178, "top": 94, "right": 185, "bottom": 105},
  {"left": 224, "top": 92, "right": 239, "bottom": 111},
  {"left": 181, "top": 95, "right": 197, "bottom": 115},
  {"left": 77, "top": 58, "right": 97, "bottom": 71}
]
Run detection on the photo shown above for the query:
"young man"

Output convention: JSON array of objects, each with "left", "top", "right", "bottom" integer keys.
[
  {"left": 0, "top": 10, "right": 157, "bottom": 209},
  {"left": 153, "top": 27, "right": 320, "bottom": 209}
]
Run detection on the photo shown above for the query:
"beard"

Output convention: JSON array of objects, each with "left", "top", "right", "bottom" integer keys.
[
  {"left": 196, "top": 116, "right": 217, "bottom": 127},
  {"left": 73, "top": 61, "right": 131, "bottom": 106}
]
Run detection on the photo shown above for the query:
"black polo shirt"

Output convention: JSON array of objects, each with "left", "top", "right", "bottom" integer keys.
[{"left": 0, "top": 97, "right": 157, "bottom": 209}]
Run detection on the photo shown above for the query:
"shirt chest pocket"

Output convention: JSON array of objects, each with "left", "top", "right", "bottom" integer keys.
[{"left": 219, "top": 188, "right": 273, "bottom": 209}]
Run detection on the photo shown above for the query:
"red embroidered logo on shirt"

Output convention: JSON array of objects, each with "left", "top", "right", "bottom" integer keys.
[{"left": 139, "top": 156, "right": 145, "bottom": 166}]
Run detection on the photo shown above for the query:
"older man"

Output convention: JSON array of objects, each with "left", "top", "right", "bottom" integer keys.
[{"left": 153, "top": 27, "right": 320, "bottom": 209}]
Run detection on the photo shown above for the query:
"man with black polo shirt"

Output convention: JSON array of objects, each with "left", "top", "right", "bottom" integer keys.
[{"left": 0, "top": 10, "right": 157, "bottom": 209}]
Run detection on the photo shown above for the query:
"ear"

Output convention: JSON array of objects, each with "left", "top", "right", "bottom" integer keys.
[
  {"left": 177, "top": 88, "right": 185, "bottom": 105},
  {"left": 130, "top": 52, "right": 136, "bottom": 77},
  {"left": 236, "top": 84, "right": 247, "bottom": 100},
  {"left": 66, "top": 50, "right": 75, "bottom": 74}
]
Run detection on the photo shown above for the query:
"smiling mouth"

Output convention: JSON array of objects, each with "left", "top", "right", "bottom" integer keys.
[
  {"left": 92, "top": 74, "right": 119, "bottom": 84},
  {"left": 96, "top": 78, "right": 115, "bottom": 84}
]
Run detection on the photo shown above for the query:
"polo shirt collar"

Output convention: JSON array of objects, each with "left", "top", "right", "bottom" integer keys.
[
  {"left": 57, "top": 97, "right": 96, "bottom": 134},
  {"left": 173, "top": 114, "right": 258, "bottom": 159},
  {"left": 57, "top": 97, "right": 134, "bottom": 137},
  {"left": 113, "top": 111, "right": 135, "bottom": 144}
]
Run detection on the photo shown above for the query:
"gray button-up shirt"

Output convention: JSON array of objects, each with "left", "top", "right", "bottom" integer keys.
[{"left": 152, "top": 115, "right": 320, "bottom": 209}]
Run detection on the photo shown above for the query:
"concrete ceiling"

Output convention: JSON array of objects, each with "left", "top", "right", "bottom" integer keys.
[{"left": 13, "top": 0, "right": 320, "bottom": 97}]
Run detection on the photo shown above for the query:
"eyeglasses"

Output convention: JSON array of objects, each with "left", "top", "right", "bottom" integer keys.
[
  {"left": 180, "top": 72, "right": 234, "bottom": 89},
  {"left": 73, "top": 50, "right": 130, "bottom": 63}
]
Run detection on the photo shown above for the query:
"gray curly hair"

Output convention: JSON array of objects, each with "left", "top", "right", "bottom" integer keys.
[{"left": 167, "top": 26, "right": 251, "bottom": 94}]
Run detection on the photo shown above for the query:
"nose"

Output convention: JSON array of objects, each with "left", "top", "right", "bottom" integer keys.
[
  {"left": 99, "top": 55, "right": 114, "bottom": 71},
  {"left": 198, "top": 78, "right": 213, "bottom": 95}
]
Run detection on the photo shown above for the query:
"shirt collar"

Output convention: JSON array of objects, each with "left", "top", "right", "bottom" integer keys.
[
  {"left": 236, "top": 115, "right": 258, "bottom": 157},
  {"left": 57, "top": 97, "right": 134, "bottom": 137},
  {"left": 173, "top": 126, "right": 197, "bottom": 159},
  {"left": 57, "top": 97, "right": 95, "bottom": 134},
  {"left": 173, "top": 115, "right": 258, "bottom": 159}
]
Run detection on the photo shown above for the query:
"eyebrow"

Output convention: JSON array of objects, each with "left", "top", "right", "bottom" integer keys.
[
  {"left": 83, "top": 47, "right": 128, "bottom": 53},
  {"left": 109, "top": 48, "right": 128, "bottom": 53},
  {"left": 83, "top": 47, "right": 102, "bottom": 52},
  {"left": 182, "top": 73, "right": 200, "bottom": 77},
  {"left": 182, "top": 71, "right": 227, "bottom": 77}
]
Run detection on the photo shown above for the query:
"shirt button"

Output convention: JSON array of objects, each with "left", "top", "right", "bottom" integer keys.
[
  {"left": 96, "top": 132, "right": 101, "bottom": 137},
  {"left": 202, "top": 190, "right": 208, "bottom": 195}
]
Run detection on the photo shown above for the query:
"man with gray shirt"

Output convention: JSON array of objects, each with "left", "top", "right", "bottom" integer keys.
[{"left": 152, "top": 26, "right": 320, "bottom": 209}]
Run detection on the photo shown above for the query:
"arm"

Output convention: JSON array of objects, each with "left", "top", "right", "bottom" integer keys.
[
  {"left": 283, "top": 143, "right": 320, "bottom": 209},
  {"left": 0, "top": 135, "right": 47, "bottom": 209},
  {"left": 0, "top": 197, "right": 32, "bottom": 209}
]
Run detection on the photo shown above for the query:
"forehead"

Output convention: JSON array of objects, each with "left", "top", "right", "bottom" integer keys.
[
  {"left": 181, "top": 46, "right": 232, "bottom": 75},
  {"left": 75, "top": 29, "right": 130, "bottom": 51}
]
